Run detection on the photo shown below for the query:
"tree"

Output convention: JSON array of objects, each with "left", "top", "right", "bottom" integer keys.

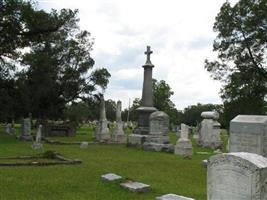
[
  {"left": 0, "top": 1, "right": 111, "bottom": 121},
  {"left": 183, "top": 103, "right": 223, "bottom": 127},
  {"left": 205, "top": 0, "right": 267, "bottom": 126}
]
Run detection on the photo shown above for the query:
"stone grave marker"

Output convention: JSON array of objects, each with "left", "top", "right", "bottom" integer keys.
[
  {"left": 120, "top": 181, "right": 150, "bottom": 193},
  {"left": 80, "top": 141, "right": 88, "bottom": 149},
  {"left": 95, "top": 95, "right": 110, "bottom": 142},
  {"left": 143, "top": 111, "right": 173, "bottom": 152},
  {"left": 112, "top": 100, "right": 126, "bottom": 143},
  {"left": 32, "top": 125, "right": 43, "bottom": 149},
  {"left": 174, "top": 123, "right": 193, "bottom": 156},
  {"left": 208, "top": 152, "right": 267, "bottom": 200},
  {"left": 229, "top": 115, "right": 267, "bottom": 156},
  {"left": 199, "top": 111, "right": 222, "bottom": 149},
  {"left": 19, "top": 117, "right": 33, "bottom": 141},
  {"left": 156, "top": 193, "right": 195, "bottom": 200},
  {"left": 101, "top": 173, "right": 122, "bottom": 182}
]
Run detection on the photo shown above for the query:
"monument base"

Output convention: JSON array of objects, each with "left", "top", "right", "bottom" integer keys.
[
  {"left": 96, "top": 134, "right": 110, "bottom": 142},
  {"left": 112, "top": 134, "right": 127, "bottom": 144},
  {"left": 174, "top": 139, "right": 193, "bottom": 156},
  {"left": 143, "top": 142, "right": 174, "bottom": 153},
  {"left": 128, "top": 134, "right": 148, "bottom": 146},
  {"left": 18, "top": 135, "right": 33, "bottom": 141},
  {"left": 32, "top": 142, "right": 43, "bottom": 150},
  {"left": 146, "top": 135, "right": 170, "bottom": 144}
]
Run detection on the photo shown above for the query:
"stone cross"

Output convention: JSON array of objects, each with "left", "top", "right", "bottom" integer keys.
[{"left": 144, "top": 46, "right": 153, "bottom": 64}]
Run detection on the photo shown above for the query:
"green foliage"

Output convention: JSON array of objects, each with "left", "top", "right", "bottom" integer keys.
[
  {"left": 0, "top": 1, "right": 111, "bottom": 121},
  {"left": 183, "top": 103, "right": 223, "bottom": 127},
  {"left": 205, "top": 0, "right": 267, "bottom": 127}
]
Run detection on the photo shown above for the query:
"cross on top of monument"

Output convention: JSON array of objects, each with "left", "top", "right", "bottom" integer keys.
[{"left": 144, "top": 46, "right": 153, "bottom": 65}]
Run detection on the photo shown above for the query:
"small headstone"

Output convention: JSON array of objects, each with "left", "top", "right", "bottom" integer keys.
[
  {"left": 156, "top": 193, "right": 195, "bottom": 200},
  {"left": 198, "top": 111, "right": 222, "bottom": 149},
  {"left": 80, "top": 141, "right": 88, "bottom": 149},
  {"left": 208, "top": 152, "right": 267, "bottom": 200},
  {"left": 128, "top": 134, "right": 148, "bottom": 145},
  {"left": 229, "top": 115, "right": 267, "bottom": 156},
  {"left": 32, "top": 125, "right": 43, "bottom": 149},
  {"left": 120, "top": 181, "right": 150, "bottom": 193},
  {"left": 174, "top": 124, "right": 193, "bottom": 157},
  {"left": 143, "top": 111, "right": 173, "bottom": 152},
  {"left": 101, "top": 173, "right": 122, "bottom": 181}
]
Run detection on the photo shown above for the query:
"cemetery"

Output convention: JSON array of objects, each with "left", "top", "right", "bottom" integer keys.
[{"left": 0, "top": 0, "right": 267, "bottom": 200}]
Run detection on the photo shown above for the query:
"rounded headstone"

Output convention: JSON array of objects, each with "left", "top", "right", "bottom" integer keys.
[{"left": 149, "top": 111, "right": 169, "bottom": 135}]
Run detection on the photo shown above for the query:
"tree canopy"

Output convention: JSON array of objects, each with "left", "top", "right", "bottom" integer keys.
[
  {"left": 205, "top": 0, "right": 267, "bottom": 126},
  {"left": 0, "top": 0, "right": 110, "bottom": 121}
]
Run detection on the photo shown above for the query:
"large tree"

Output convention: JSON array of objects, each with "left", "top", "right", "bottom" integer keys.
[
  {"left": 0, "top": 1, "right": 111, "bottom": 121},
  {"left": 205, "top": 0, "right": 267, "bottom": 126}
]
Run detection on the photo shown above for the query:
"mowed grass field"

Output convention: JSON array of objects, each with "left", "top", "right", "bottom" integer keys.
[{"left": 0, "top": 125, "right": 228, "bottom": 200}]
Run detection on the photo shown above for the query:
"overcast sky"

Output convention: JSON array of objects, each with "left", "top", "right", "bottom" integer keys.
[{"left": 38, "top": 0, "right": 238, "bottom": 110}]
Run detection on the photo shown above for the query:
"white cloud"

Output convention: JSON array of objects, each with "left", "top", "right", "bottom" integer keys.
[{"left": 38, "top": 0, "right": 238, "bottom": 109}]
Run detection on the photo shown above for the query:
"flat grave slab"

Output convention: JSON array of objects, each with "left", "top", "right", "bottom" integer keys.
[
  {"left": 101, "top": 173, "right": 122, "bottom": 181},
  {"left": 120, "top": 181, "right": 150, "bottom": 193},
  {"left": 156, "top": 193, "right": 195, "bottom": 200}
]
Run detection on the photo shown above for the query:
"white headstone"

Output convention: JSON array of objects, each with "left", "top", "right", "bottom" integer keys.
[
  {"left": 32, "top": 125, "right": 43, "bottom": 149},
  {"left": 120, "top": 181, "right": 150, "bottom": 193},
  {"left": 208, "top": 152, "right": 267, "bottom": 200},
  {"left": 113, "top": 100, "right": 126, "bottom": 143},
  {"left": 101, "top": 173, "right": 122, "bottom": 181},
  {"left": 156, "top": 194, "right": 195, "bottom": 200},
  {"left": 229, "top": 115, "right": 267, "bottom": 156},
  {"left": 174, "top": 123, "right": 193, "bottom": 156}
]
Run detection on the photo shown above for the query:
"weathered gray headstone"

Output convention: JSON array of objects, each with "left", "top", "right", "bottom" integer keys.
[
  {"left": 156, "top": 194, "right": 195, "bottom": 200},
  {"left": 120, "top": 181, "right": 150, "bottom": 193},
  {"left": 95, "top": 96, "right": 110, "bottom": 142},
  {"left": 101, "top": 173, "right": 122, "bottom": 181},
  {"left": 229, "top": 115, "right": 267, "bottom": 156},
  {"left": 174, "top": 123, "right": 193, "bottom": 156},
  {"left": 5, "top": 123, "right": 12, "bottom": 135},
  {"left": 198, "top": 111, "right": 222, "bottom": 149},
  {"left": 208, "top": 152, "right": 267, "bottom": 200},
  {"left": 113, "top": 100, "right": 126, "bottom": 143},
  {"left": 131, "top": 46, "right": 157, "bottom": 141},
  {"left": 32, "top": 125, "right": 43, "bottom": 149},
  {"left": 143, "top": 111, "right": 173, "bottom": 152},
  {"left": 19, "top": 117, "right": 33, "bottom": 141}
]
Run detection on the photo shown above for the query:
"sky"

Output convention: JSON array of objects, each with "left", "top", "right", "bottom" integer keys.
[{"left": 38, "top": 0, "right": 238, "bottom": 110}]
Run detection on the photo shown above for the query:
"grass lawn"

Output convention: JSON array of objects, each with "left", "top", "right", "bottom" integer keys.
[{"left": 0, "top": 125, "right": 227, "bottom": 200}]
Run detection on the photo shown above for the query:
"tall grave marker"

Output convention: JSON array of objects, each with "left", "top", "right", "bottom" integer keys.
[{"left": 129, "top": 46, "right": 157, "bottom": 145}]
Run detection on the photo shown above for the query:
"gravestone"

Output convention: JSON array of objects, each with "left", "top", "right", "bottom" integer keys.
[
  {"left": 112, "top": 100, "right": 126, "bottom": 143},
  {"left": 19, "top": 117, "right": 33, "bottom": 141},
  {"left": 5, "top": 123, "right": 12, "bottom": 135},
  {"left": 174, "top": 123, "right": 193, "bottom": 156},
  {"left": 198, "top": 111, "right": 222, "bottom": 149},
  {"left": 95, "top": 96, "right": 110, "bottom": 142},
  {"left": 32, "top": 125, "right": 43, "bottom": 149},
  {"left": 156, "top": 194, "right": 195, "bottom": 200},
  {"left": 208, "top": 152, "right": 267, "bottom": 200},
  {"left": 229, "top": 115, "right": 267, "bottom": 156},
  {"left": 101, "top": 173, "right": 122, "bottom": 182},
  {"left": 120, "top": 181, "right": 150, "bottom": 193},
  {"left": 143, "top": 111, "right": 173, "bottom": 152},
  {"left": 129, "top": 46, "right": 157, "bottom": 145}
]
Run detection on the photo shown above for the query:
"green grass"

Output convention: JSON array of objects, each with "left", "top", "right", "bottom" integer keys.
[{"left": 0, "top": 125, "right": 228, "bottom": 200}]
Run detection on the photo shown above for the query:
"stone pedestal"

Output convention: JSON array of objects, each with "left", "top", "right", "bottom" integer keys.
[
  {"left": 174, "top": 124, "right": 193, "bottom": 156},
  {"left": 128, "top": 134, "right": 148, "bottom": 146},
  {"left": 143, "top": 111, "right": 173, "bottom": 152},
  {"left": 199, "top": 111, "right": 222, "bottom": 149}
]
